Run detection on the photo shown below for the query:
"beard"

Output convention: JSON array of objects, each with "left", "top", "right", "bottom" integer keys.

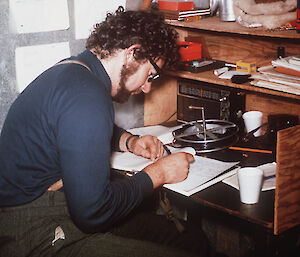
[{"left": 112, "top": 63, "right": 138, "bottom": 103}]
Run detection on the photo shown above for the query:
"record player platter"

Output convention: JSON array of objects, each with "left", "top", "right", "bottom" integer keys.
[{"left": 172, "top": 120, "right": 239, "bottom": 153}]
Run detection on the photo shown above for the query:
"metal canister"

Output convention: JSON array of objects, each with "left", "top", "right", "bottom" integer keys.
[{"left": 219, "top": 0, "right": 235, "bottom": 22}]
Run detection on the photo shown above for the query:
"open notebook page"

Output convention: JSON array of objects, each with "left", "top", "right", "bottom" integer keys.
[
  {"left": 164, "top": 157, "right": 239, "bottom": 196},
  {"left": 111, "top": 146, "right": 239, "bottom": 196},
  {"left": 110, "top": 146, "right": 195, "bottom": 173}
]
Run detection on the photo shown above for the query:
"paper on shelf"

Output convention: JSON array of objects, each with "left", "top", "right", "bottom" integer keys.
[
  {"left": 222, "top": 162, "right": 276, "bottom": 191},
  {"left": 250, "top": 80, "right": 300, "bottom": 96},
  {"left": 218, "top": 70, "right": 247, "bottom": 79},
  {"left": 251, "top": 73, "right": 300, "bottom": 89},
  {"left": 272, "top": 56, "right": 300, "bottom": 72},
  {"left": 258, "top": 65, "right": 300, "bottom": 82}
]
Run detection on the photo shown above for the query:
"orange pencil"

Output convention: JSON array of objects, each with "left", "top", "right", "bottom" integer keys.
[{"left": 229, "top": 146, "right": 272, "bottom": 154}]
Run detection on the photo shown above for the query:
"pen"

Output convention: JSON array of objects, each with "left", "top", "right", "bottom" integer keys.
[
  {"left": 264, "top": 174, "right": 276, "bottom": 180},
  {"left": 163, "top": 145, "right": 171, "bottom": 155}
]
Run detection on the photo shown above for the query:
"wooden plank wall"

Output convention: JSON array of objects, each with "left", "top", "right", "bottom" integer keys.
[
  {"left": 246, "top": 93, "right": 300, "bottom": 132},
  {"left": 175, "top": 27, "right": 300, "bottom": 67},
  {"left": 144, "top": 76, "right": 178, "bottom": 126},
  {"left": 274, "top": 124, "right": 300, "bottom": 234}
]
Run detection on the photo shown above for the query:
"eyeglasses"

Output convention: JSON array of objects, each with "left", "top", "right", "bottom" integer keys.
[{"left": 148, "top": 59, "right": 161, "bottom": 83}]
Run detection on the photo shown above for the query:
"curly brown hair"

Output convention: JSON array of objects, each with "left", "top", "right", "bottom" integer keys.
[{"left": 86, "top": 8, "right": 180, "bottom": 69}]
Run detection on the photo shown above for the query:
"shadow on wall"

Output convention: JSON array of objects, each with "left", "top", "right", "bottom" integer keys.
[{"left": 114, "top": 94, "right": 145, "bottom": 129}]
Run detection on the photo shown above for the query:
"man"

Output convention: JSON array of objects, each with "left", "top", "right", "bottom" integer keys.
[{"left": 0, "top": 8, "right": 210, "bottom": 257}]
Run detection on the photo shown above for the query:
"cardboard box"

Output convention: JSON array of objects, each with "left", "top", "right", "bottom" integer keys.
[{"left": 236, "top": 61, "right": 256, "bottom": 73}]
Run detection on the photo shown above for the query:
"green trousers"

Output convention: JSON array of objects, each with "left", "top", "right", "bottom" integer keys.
[{"left": 0, "top": 191, "right": 210, "bottom": 257}]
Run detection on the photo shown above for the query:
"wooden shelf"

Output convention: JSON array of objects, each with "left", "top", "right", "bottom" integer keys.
[
  {"left": 167, "top": 70, "right": 300, "bottom": 101},
  {"left": 168, "top": 16, "right": 300, "bottom": 67},
  {"left": 144, "top": 16, "right": 300, "bottom": 126},
  {"left": 167, "top": 16, "right": 300, "bottom": 39}
]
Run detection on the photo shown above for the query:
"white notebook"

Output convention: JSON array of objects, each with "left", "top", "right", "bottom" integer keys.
[
  {"left": 110, "top": 146, "right": 195, "bottom": 173},
  {"left": 164, "top": 156, "right": 239, "bottom": 196},
  {"left": 111, "top": 145, "right": 239, "bottom": 196}
]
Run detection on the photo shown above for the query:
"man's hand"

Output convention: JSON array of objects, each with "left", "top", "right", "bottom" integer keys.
[
  {"left": 48, "top": 179, "right": 63, "bottom": 191},
  {"left": 129, "top": 135, "right": 165, "bottom": 161},
  {"left": 143, "top": 152, "right": 195, "bottom": 189},
  {"left": 120, "top": 132, "right": 165, "bottom": 161}
]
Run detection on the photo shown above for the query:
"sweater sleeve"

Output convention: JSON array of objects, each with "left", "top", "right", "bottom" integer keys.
[
  {"left": 111, "top": 124, "right": 126, "bottom": 152},
  {"left": 54, "top": 77, "right": 153, "bottom": 233}
]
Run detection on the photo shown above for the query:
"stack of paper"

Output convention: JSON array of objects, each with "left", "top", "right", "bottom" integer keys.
[
  {"left": 222, "top": 162, "right": 276, "bottom": 191},
  {"left": 250, "top": 56, "right": 300, "bottom": 95},
  {"left": 272, "top": 56, "right": 300, "bottom": 76},
  {"left": 160, "top": 8, "right": 211, "bottom": 21}
]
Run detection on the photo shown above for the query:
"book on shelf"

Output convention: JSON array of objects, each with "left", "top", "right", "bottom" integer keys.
[
  {"left": 160, "top": 8, "right": 211, "bottom": 20},
  {"left": 251, "top": 72, "right": 300, "bottom": 88},
  {"left": 110, "top": 124, "right": 239, "bottom": 197},
  {"left": 250, "top": 64, "right": 300, "bottom": 95},
  {"left": 250, "top": 80, "right": 300, "bottom": 96},
  {"left": 275, "top": 66, "right": 300, "bottom": 78},
  {"left": 272, "top": 56, "right": 300, "bottom": 74},
  {"left": 258, "top": 65, "right": 300, "bottom": 82},
  {"left": 287, "top": 55, "right": 300, "bottom": 66}
]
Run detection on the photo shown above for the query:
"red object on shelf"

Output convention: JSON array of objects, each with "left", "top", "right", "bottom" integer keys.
[
  {"left": 158, "top": 1, "right": 194, "bottom": 11},
  {"left": 178, "top": 41, "right": 202, "bottom": 62},
  {"left": 297, "top": 4, "right": 300, "bottom": 33}
]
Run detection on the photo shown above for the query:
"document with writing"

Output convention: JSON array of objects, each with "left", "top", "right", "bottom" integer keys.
[
  {"left": 110, "top": 146, "right": 195, "bottom": 173},
  {"left": 164, "top": 156, "right": 239, "bottom": 196},
  {"left": 111, "top": 146, "right": 239, "bottom": 196}
]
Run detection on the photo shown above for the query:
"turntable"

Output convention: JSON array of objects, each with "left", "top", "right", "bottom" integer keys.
[{"left": 172, "top": 119, "right": 239, "bottom": 154}]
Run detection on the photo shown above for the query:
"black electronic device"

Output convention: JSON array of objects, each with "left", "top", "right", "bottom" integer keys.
[
  {"left": 177, "top": 58, "right": 225, "bottom": 73},
  {"left": 267, "top": 114, "right": 299, "bottom": 146},
  {"left": 177, "top": 79, "right": 245, "bottom": 134}
]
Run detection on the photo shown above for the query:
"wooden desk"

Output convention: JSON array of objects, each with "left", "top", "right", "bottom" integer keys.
[
  {"left": 191, "top": 149, "right": 275, "bottom": 229},
  {"left": 112, "top": 124, "right": 300, "bottom": 256},
  {"left": 164, "top": 181, "right": 299, "bottom": 257},
  {"left": 164, "top": 147, "right": 275, "bottom": 227},
  {"left": 163, "top": 140, "right": 300, "bottom": 257},
  {"left": 161, "top": 124, "right": 300, "bottom": 232}
]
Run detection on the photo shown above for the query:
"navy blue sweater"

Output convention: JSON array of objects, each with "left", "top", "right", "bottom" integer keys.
[{"left": 0, "top": 50, "right": 153, "bottom": 232}]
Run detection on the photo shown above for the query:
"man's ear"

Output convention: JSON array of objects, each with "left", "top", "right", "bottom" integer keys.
[{"left": 124, "top": 44, "right": 141, "bottom": 65}]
